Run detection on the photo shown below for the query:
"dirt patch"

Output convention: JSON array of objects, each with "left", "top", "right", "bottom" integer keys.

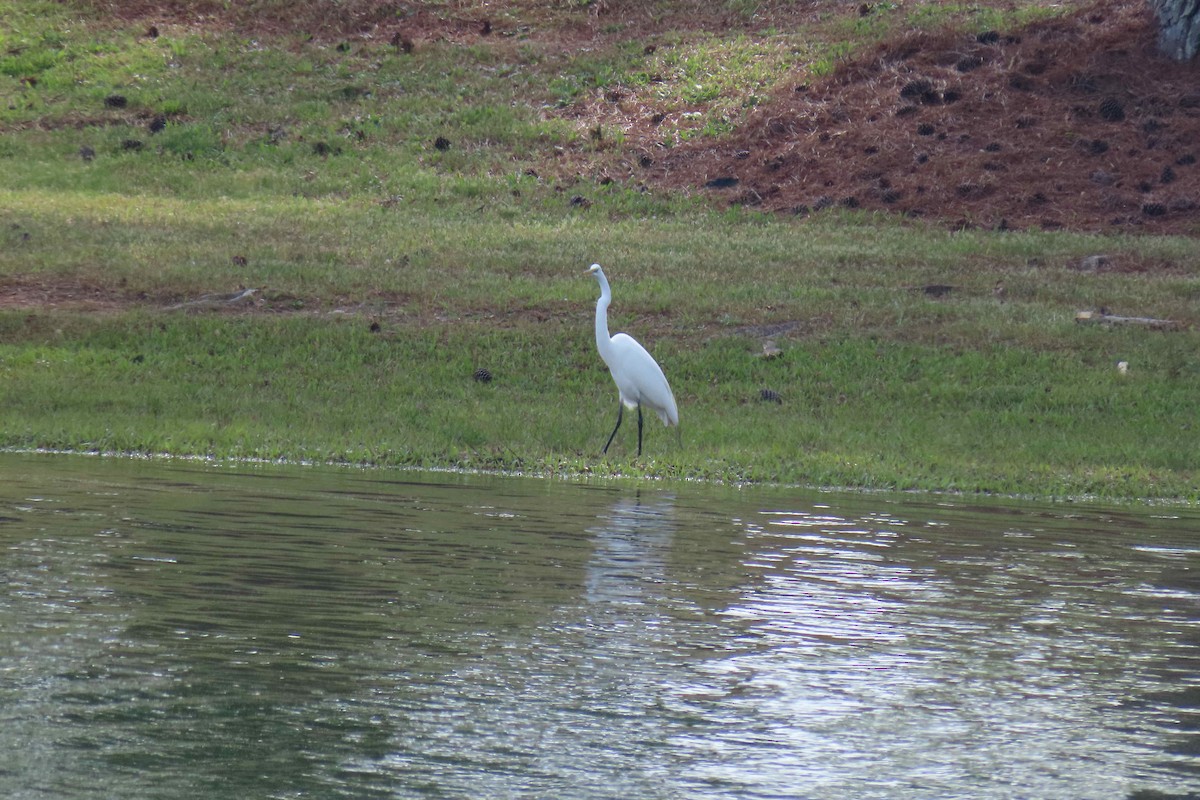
[
  {"left": 89, "top": 0, "right": 564, "bottom": 44},
  {"left": 637, "top": 0, "right": 1200, "bottom": 234},
  {"left": 0, "top": 278, "right": 134, "bottom": 312},
  {"left": 88, "top": 0, "right": 828, "bottom": 43}
]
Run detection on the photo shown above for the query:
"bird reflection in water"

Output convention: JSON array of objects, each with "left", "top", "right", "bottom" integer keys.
[{"left": 584, "top": 491, "right": 676, "bottom": 608}]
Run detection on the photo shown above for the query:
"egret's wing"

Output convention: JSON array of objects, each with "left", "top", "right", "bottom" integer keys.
[{"left": 608, "top": 333, "right": 678, "bottom": 426}]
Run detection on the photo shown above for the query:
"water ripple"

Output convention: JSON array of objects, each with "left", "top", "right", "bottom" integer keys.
[{"left": 1, "top": 455, "right": 1198, "bottom": 800}]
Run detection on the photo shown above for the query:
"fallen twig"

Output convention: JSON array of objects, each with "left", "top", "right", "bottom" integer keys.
[{"left": 1074, "top": 310, "right": 1180, "bottom": 330}]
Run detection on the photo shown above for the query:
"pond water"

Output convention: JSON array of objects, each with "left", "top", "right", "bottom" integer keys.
[{"left": 1, "top": 452, "right": 1198, "bottom": 800}]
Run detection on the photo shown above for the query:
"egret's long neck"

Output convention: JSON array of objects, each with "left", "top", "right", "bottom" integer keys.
[{"left": 593, "top": 272, "right": 613, "bottom": 359}]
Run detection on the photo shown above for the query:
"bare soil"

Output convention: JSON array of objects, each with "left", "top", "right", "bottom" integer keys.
[{"left": 606, "top": 0, "right": 1200, "bottom": 234}]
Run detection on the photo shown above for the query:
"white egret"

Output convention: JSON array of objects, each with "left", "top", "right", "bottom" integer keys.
[{"left": 586, "top": 263, "right": 678, "bottom": 456}]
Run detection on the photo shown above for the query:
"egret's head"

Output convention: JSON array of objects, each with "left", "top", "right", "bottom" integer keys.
[{"left": 586, "top": 263, "right": 602, "bottom": 276}]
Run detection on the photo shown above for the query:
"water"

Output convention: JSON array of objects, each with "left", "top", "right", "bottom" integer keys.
[{"left": 1, "top": 452, "right": 1198, "bottom": 800}]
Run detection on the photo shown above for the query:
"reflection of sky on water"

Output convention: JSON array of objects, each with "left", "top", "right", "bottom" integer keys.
[{"left": 663, "top": 501, "right": 1200, "bottom": 799}]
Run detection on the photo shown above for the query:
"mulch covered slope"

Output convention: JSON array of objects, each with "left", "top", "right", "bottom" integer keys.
[{"left": 644, "top": 0, "right": 1200, "bottom": 234}]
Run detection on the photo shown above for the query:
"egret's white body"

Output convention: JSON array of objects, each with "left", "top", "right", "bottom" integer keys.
[{"left": 587, "top": 263, "right": 678, "bottom": 455}]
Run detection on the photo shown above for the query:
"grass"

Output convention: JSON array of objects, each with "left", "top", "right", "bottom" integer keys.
[
  {"left": 1, "top": 0, "right": 1197, "bottom": 501},
  {"left": 0, "top": 308, "right": 1194, "bottom": 499}
]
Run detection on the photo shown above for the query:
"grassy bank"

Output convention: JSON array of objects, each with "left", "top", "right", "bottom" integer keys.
[
  {"left": 1, "top": 1, "right": 1198, "bottom": 500},
  {"left": 2, "top": 198, "right": 1196, "bottom": 499}
]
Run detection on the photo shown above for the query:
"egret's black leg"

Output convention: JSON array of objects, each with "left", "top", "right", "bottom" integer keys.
[
  {"left": 603, "top": 404, "right": 624, "bottom": 454},
  {"left": 636, "top": 405, "right": 644, "bottom": 456}
]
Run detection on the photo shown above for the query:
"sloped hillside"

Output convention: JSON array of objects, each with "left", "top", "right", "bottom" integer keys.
[
  {"left": 78, "top": 0, "right": 1200, "bottom": 234},
  {"left": 641, "top": 0, "right": 1200, "bottom": 233}
]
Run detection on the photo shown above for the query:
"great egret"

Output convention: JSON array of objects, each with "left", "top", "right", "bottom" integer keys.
[{"left": 586, "top": 263, "right": 678, "bottom": 456}]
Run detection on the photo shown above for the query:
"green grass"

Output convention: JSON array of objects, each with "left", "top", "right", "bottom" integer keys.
[
  {"left": 1, "top": 0, "right": 1197, "bottom": 501},
  {"left": 1, "top": 301, "right": 1195, "bottom": 498},
  {"left": 1, "top": 194, "right": 1196, "bottom": 499}
]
